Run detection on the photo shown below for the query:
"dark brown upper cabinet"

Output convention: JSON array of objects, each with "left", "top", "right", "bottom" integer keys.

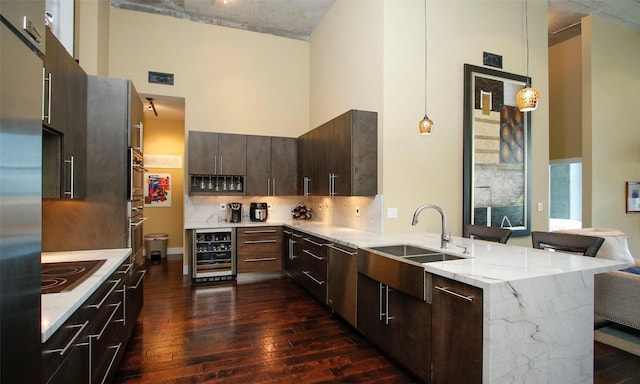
[
  {"left": 298, "top": 110, "right": 377, "bottom": 197},
  {"left": 246, "top": 135, "right": 297, "bottom": 196},
  {"left": 42, "top": 28, "right": 87, "bottom": 199}
]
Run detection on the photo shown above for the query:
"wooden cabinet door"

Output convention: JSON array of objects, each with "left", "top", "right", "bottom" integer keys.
[
  {"left": 297, "top": 130, "right": 313, "bottom": 195},
  {"left": 311, "top": 122, "right": 330, "bottom": 196},
  {"left": 271, "top": 137, "right": 297, "bottom": 195},
  {"left": 245, "top": 135, "right": 271, "bottom": 195},
  {"left": 43, "top": 28, "right": 87, "bottom": 199},
  {"left": 388, "top": 289, "right": 431, "bottom": 383},
  {"left": 328, "top": 111, "right": 352, "bottom": 196},
  {"left": 218, "top": 133, "right": 246, "bottom": 175},
  {"left": 431, "top": 275, "right": 483, "bottom": 384},
  {"left": 356, "top": 273, "right": 389, "bottom": 350},
  {"left": 236, "top": 226, "right": 283, "bottom": 273},
  {"left": 128, "top": 81, "right": 143, "bottom": 152},
  {"left": 188, "top": 131, "right": 218, "bottom": 174}
]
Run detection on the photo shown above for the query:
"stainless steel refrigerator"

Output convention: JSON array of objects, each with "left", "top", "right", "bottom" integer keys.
[{"left": 0, "top": 2, "right": 45, "bottom": 382}]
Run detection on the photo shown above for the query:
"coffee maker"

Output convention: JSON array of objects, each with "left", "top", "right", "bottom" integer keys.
[{"left": 226, "top": 202, "right": 242, "bottom": 222}]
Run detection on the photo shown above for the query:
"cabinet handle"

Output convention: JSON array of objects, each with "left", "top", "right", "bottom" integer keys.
[
  {"left": 44, "top": 320, "right": 88, "bottom": 356},
  {"left": 88, "top": 279, "right": 121, "bottom": 310},
  {"left": 43, "top": 70, "right": 52, "bottom": 124},
  {"left": 272, "top": 177, "right": 276, "bottom": 196},
  {"left": 117, "top": 263, "right": 133, "bottom": 275},
  {"left": 128, "top": 269, "right": 146, "bottom": 290},
  {"left": 90, "top": 301, "right": 122, "bottom": 340},
  {"left": 288, "top": 239, "right": 296, "bottom": 260},
  {"left": 244, "top": 229, "right": 277, "bottom": 234},
  {"left": 244, "top": 239, "right": 277, "bottom": 245},
  {"left": 385, "top": 285, "right": 394, "bottom": 324},
  {"left": 100, "top": 343, "right": 122, "bottom": 384},
  {"left": 292, "top": 233, "right": 303, "bottom": 238},
  {"left": 303, "top": 177, "right": 310, "bottom": 196},
  {"left": 138, "top": 122, "right": 144, "bottom": 152},
  {"left": 244, "top": 257, "right": 277, "bottom": 262},
  {"left": 64, "top": 155, "right": 75, "bottom": 198},
  {"left": 303, "top": 238, "right": 325, "bottom": 247},
  {"left": 283, "top": 230, "right": 292, "bottom": 235},
  {"left": 302, "top": 271, "right": 325, "bottom": 285},
  {"left": 326, "top": 244, "right": 357, "bottom": 256},
  {"left": 434, "top": 285, "right": 474, "bottom": 302},
  {"left": 303, "top": 249, "right": 324, "bottom": 260}
]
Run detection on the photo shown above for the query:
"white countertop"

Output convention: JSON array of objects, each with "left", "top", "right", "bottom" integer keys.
[
  {"left": 41, "top": 248, "right": 132, "bottom": 342},
  {"left": 186, "top": 220, "right": 626, "bottom": 289}
]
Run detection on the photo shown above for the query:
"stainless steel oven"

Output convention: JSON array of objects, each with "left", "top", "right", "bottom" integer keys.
[{"left": 128, "top": 147, "right": 147, "bottom": 265}]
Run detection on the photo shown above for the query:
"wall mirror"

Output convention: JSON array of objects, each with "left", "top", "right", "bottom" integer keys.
[{"left": 463, "top": 64, "right": 532, "bottom": 236}]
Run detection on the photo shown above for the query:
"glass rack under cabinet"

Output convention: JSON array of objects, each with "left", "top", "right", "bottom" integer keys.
[
  {"left": 190, "top": 174, "right": 244, "bottom": 195},
  {"left": 192, "top": 228, "right": 236, "bottom": 283}
]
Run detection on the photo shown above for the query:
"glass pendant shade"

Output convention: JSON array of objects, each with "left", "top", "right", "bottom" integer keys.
[
  {"left": 516, "top": 85, "right": 540, "bottom": 112},
  {"left": 418, "top": 115, "right": 433, "bottom": 135}
]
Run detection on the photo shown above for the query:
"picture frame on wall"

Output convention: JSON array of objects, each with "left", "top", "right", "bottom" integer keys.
[
  {"left": 626, "top": 181, "right": 640, "bottom": 213},
  {"left": 462, "top": 64, "right": 532, "bottom": 236}
]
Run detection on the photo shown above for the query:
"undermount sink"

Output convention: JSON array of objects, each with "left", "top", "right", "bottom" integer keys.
[
  {"left": 367, "top": 244, "right": 440, "bottom": 257},
  {"left": 404, "top": 253, "right": 462, "bottom": 263}
]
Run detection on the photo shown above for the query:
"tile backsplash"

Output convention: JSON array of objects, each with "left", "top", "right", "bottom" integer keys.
[{"left": 184, "top": 194, "right": 383, "bottom": 233}]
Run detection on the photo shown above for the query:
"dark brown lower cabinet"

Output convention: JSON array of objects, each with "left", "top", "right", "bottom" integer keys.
[
  {"left": 236, "top": 226, "right": 283, "bottom": 273},
  {"left": 357, "top": 273, "right": 431, "bottom": 383},
  {"left": 42, "top": 258, "right": 144, "bottom": 384},
  {"left": 431, "top": 274, "right": 483, "bottom": 384}
]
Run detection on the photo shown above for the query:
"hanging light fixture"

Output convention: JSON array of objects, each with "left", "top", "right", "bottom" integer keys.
[
  {"left": 516, "top": 0, "right": 540, "bottom": 112},
  {"left": 418, "top": 0, "right": 433, "bottom": 135}
]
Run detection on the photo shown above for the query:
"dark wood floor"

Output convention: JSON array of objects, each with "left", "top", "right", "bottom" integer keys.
[{"left": 115, "top": 257, "right": 640, "bottom": 384}]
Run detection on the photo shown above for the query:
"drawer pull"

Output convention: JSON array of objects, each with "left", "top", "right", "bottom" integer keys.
[
  {"left": 303, "top": 238, "right": 326, "bottom": 247},
  {"left": 283, "top": 230, "right": 292, "bottom": 235},
  {"left": 302, "top": 271, "right": 325, "bottom": 286},
  {"left": 100, "top": 343, "right": 122, "bottom": 384},
  {"left": 117, "top": 263, "right": 133, "bottom": 275},
  {"left": 303, "top": 249, "right": 325, "bottom": 260},
  {"left": 44, "top": 320, "right": 89, "bottom": 356},
  {"left": 243, "top": 239, "right": 277, "bottom": 244},
  {"left": 244, "top": 257, "right": 278, "bottom": 262},
  {"left": 88, "top": 279, "right": 121, "bottom": 310},
  {"left": 434, "top": 285, "right": 473, "bottom": 302},
  {"left": 326, "top": 244, "right": 357, "bottom": 255},
  {"left": 91, "top": 301, "right": 122, "bottom": 340},
  {"left": 128, "top": 269, "right": 146, "bottom": 290},
  {"left": 243, "top": 229, "right": 277, "bottom": 234},
  {"left": 292, "top": 233, "right": 303, "bottom": 238}
]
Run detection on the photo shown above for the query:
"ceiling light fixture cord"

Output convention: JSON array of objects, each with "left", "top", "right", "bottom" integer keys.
[
  {"left": 525, "top": 0, "right": 530, "bottom": 82},
  {"left": 424, "top": 0, "right": 427, "bottom": 113}
]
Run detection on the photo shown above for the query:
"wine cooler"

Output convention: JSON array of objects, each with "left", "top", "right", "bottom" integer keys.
[{"left": 191, "top": 228, "right": 236, "bottom": 283}]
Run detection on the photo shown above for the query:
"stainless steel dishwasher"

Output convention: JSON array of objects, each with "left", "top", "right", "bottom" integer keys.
[{"left": 327, "top": 243, "right": 358, "bottom": 327}]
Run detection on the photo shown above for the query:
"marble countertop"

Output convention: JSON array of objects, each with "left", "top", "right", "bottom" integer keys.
[
  {"left": 185, "top": 220, "right": 627, "bottom": 289},
  {"left": 41, "top": 248, "right": 132, "bottom": 343}
]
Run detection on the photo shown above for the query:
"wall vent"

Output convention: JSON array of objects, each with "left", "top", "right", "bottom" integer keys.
[{"left": 148, "top": 71, "right": 174, "bottom": 85}]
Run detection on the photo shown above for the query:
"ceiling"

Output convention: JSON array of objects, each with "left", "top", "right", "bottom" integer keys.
[{"left": 130, "top": 0, "right": 640, "bottom": 121}]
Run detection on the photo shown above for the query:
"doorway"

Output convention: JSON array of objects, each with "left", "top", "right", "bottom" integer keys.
[{"left": 549, "top": 159, "right": 582, "bottom": 231}]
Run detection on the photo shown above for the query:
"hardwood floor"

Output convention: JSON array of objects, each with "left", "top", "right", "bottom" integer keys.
[{"left": 115, "top": 257, "right": 640, "bottom": 384}]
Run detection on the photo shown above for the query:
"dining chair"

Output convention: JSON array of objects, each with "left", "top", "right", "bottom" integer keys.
[
  {"left": 463, "top": 224, "right": 513, "bottom": 244},
  {"left": 531, "top": 231, "right": 605, "bottom": 257}
]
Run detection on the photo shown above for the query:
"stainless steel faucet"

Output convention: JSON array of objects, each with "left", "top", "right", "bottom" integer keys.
[{"left": 411, "top": 204, "right": 451, "bottom": 249}]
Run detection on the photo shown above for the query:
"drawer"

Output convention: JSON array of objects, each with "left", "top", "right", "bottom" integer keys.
[
  {"left": 237, "top": 226, "right": 282, "bottom": 238},
  {"left": 236, "top": 236, "right": 283, "bottom": 254},
  {"left": 237, "top": 253, "right": 283, "bottom": 273}
]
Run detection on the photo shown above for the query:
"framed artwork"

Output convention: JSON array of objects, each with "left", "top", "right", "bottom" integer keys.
[
  {"left": 145, "top": 173, "right": 171, "bottom": 207},
  {"left": 626, "top": 181, "right": 640, "bottom": 213},
  {"left": 463, "top": 64, "right": 532, "bottom": 236}
]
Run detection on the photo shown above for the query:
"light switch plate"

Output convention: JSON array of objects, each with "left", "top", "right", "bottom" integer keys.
[{"left": 387, "top": 208, "right": 398, "bottom": 219}]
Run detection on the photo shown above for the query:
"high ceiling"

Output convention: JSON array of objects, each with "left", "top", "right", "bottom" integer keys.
[{"left": 125, "top": 0, "right": 640, "bottom": 121}]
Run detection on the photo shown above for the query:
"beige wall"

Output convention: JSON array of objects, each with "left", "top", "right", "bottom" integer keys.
[
  {"left": 311, "top": 0, "right": 550, "bottom": 246},
  {"left": 77, "top": 0, "right": 110, "bottom": 76},
  {"left": 549, "top": 35, "right": 582, "bottom": 160},
  {"left": 106, "top": 8, "right": 309, "bottom": 138},
  {"left": 582, "top": 15, "right": 640, "bottom": 256},
  {"left": 142, "top": 118, "right": 185, "bottom": 251}
]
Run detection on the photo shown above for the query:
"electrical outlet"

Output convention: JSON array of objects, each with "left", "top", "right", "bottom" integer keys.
[
  {"left": 537, "top": 202, "right": 543, "bottom": 212},
  {"left": 267, "top": 203, "right": 272, "bottom": 209},
  {"left": 387, "top": 208, "right": 398, "bottom": 219},
  {"left": 355, "top": 207, "right": 360, "bottom": 217},
  {"left": 220, "top": 204, "right": 226, "bottom": 210}
]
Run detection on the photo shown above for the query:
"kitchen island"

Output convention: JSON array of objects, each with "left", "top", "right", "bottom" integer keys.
[{"left": 185, "top": 220, "right": 626, "bottom": 383}]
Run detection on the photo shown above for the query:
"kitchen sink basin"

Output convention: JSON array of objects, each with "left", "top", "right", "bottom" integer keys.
[
  {"left": 403, "top": 253, "right": 462, "bottom": 263},
  {"left": 367, "top": 244, "right": 440, "bottom": 257}
]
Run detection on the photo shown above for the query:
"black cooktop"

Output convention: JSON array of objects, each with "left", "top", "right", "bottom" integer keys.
[{"left": 41, "top": 259, "right": 106, "bottom": 294}]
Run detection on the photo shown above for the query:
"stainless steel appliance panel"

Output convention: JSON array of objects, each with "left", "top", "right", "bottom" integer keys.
[
  {"left": 327, "top": 244, "right": 358, "bottom": 327},
  {"left": 0, "top": 18, "right": 43, "bottom": 384}
]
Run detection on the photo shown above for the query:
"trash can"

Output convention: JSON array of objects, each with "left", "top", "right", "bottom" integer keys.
[{"left": 145, "top": 233, "right": 169, "bottom": 260}]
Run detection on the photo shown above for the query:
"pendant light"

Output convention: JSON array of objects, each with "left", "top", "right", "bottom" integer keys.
[
  {"left": 418, "top": 0, "right": 433, "bottom": 135},
  {"left": 516, "top": 0, "right": 540, "bottom": 112}
]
